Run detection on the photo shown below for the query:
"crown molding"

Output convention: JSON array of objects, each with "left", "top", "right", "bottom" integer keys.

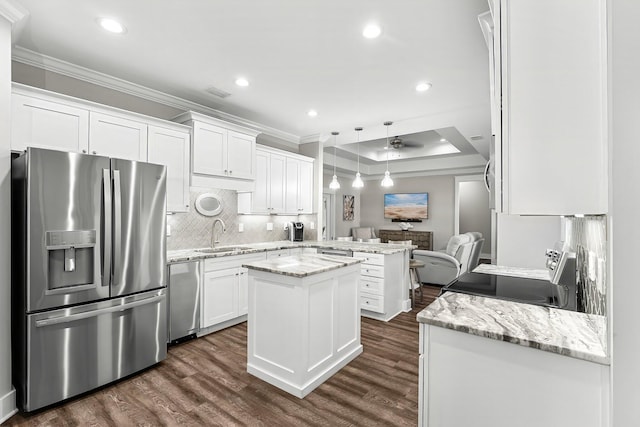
[
  {"left": 0, "top": 0, "right": 27, "bottom": 24},
  {"left": 11, "top": 46, "right": 301, "bottom": 144}
]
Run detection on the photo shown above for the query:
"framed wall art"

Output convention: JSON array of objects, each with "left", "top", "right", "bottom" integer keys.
[{"left": 343, "top": 195, "right": 354, "bottom": 221}]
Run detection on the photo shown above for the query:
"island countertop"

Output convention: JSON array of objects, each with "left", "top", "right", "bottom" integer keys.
[
  {"left": 417, "top": 291, "right": 608, "bottom": 365},
  {"left": 242, "top": 253, "right": 362, "bottom": 278}
]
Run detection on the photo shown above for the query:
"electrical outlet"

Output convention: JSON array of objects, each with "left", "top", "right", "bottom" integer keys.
[
  {"left": 166, "top": 224, "right": 171, "bottom": 236},
  {"left": 267, "top": 222, "right": 274, "bottom": 231},
  {"left": 310, "top": 222, "right": 315, "bottom": 230},
  {"left": 238, "top": 223, "right": 244, "bottom": 232},
  {"left": 283, "top": 223, "right": 288, "bottom": 230}
]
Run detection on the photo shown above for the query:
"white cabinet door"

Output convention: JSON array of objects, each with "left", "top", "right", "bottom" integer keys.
[
  {"left": 266, "top": 249, "right": 290, "bottom": 259},
  {"left": 201, "top": 268, "right": 239, "bottom": 328},
  {"left": 500, "top": 0, "right": 607, "bottom": 215},
  {"left": 89, "top": 112, "right": 148, "bottom": 160},
  {"left": 227, "top": 130, "right": 256, "bottom": 180},
  {"left": 147, "top": 125, "right": 190, "bottom": 213},
  {"left": 298, "top": 160, "right": 314, "bottom": 213},
  {"left": 251, "top": 150, "right": 270, "bottom": 213},
  {"left": 11, "top": 93, "right": 89, "bottom": 153},
  {"left": 284, "top": 157, "right": 300, "bottom": 214},
  {"left": 238, "top": 267, "right": 249, "bottom": 316},
  {"left": 269, "top": 152, "right": 287, "bottom": 213},
  {"left": 192, "top": 122, "right": 227, "bottom": 177}
]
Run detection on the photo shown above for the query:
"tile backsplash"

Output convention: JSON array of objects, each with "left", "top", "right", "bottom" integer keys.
[
  {"left": 564, "top": 215, "right": 607, "bottom": 316},
  {"left": 167, "top": 188, "right": 318, "bottom": 250}
]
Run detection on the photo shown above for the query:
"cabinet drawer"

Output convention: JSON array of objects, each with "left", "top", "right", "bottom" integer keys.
[
  {"left": 204, "top": 253, "right": 265, "bottom": 272},
  {"left": 360, "top": 293, "right": 384, "bottom": 314},
  {"left": 266, "top": 249, "right": 289, "bottom": 259},
  {"left": 361, "top": 264, "right": 384, "bottom": 278},
  {"left": 353, "top": 252, "right": 385, "bottom": 266},
  {"left": 361, "top": 276, "right": 384, "bottom": 296}
]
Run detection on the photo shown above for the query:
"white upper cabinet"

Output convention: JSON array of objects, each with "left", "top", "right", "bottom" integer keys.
[
  {"left": 498, "top": 0, "right": 607, "bottom": 215},
  {"left": 12, "top": 93, "right": 89, "bottom": 153},
  {"left": 239, "top": 145, "right": 314, "bottom": 215},
  {"left": 89, "top": 112, "right": 148, "bottom": 161},
  {"left": 173, "top": 111, "right": 259, "bottom": 191},
  {"left": 285, "top": 156, "right": 314, "bottom": 214},
  {"left": 147, "top": 125, "right": 191, "bottom": 213},
  {"left": 11, "top": 84, "right": 192, "bottom": 214}
]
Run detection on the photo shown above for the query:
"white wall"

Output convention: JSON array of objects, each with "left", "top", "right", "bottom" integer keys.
[
  {"left": 358, "top": 175, "right": 455, "bottom": 250},
  {"left": 0, "top": 14, "right": 15, "bottom": 423},
  {"left": 610, "top": 0, "right": 640, "bottom": 423},
  {"left": 495, "top": 214, "right": 561, "bottom": 269},
  {"left": 458, "top": 179, "right": 491, "bottom": 253}
]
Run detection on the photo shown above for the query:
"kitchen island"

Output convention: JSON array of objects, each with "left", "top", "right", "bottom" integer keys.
[
  {"left": 243, "top": 254, "right": 363, "bottom": 398},
  {"left": 417, "top": 268, "right": 609, "bottom": 427}
]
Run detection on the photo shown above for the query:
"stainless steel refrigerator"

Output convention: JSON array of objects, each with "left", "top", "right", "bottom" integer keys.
[{"left": 11, "top": 147, "right": 168, "bottom": 411}]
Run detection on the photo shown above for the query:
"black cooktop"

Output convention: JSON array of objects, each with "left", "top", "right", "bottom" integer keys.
[{"left": 441, "top": 272, "right": 577, "bottom": 311}]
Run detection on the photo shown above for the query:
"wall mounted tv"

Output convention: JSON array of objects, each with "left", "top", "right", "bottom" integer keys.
[{"left": 384, "top": 193, "right": 428, "bottom": 221}]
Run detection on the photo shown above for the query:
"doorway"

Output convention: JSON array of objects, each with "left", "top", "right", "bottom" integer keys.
[
  {"left": 322, "top": 193, "right": 335, "bottom": 241},
  {"left": 455, "top": 175, "right": 491, "bottom": 258}
]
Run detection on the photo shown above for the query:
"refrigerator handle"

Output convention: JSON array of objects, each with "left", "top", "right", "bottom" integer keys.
[
  {"left": 113, "top": 169, "right": 122, "bottom": 286},
  {"left": 102, "top": 169, "right": 112, "bottom": 287},
  {"left": 34, "top": 294, "right": 165, "bottom": 327}
]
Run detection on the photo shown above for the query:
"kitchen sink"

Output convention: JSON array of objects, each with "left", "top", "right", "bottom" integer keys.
[{"left": 195, "top": 246, "right": 248, "bottom": 254}]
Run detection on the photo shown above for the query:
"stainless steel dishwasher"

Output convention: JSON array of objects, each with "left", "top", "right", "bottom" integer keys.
[{"left": 168, "top": 261, "right": 201, "bottom": 343}]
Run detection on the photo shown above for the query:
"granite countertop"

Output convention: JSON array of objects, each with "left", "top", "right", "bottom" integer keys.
[
  {"left": 473, "top": 264, "right": 550, "bottom": 281},
  {"left": 167, "top": 240, "right": 414, "bottom": 263},
  {"left": 242, "top": 254, "right": 362, "bottom": 278},
  {"left": 417, "top": 292, "right": 608, "bottom": 365}
]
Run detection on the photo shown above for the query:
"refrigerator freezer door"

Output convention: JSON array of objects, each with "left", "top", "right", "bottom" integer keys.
[
  {"left": 21, "top": 289, "right": 167, "bottom": 411},
  {"left": 110, "top": 158, "right": 167, "bottom": 297},
  {"left": 22, "top": 148, "right": 111, "bottom": 312}
]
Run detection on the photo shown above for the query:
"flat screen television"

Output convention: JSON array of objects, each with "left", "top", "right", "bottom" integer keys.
[{"left": 384, "top": 193, "right": 428, "bottom": 220}]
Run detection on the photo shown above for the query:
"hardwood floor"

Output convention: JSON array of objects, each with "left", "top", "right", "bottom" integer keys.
[{"left": 6, "top": 285, "right": 442, "bottom": 427}]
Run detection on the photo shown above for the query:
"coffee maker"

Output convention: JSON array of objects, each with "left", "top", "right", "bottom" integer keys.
[{"left": 288, "top": 222, "right": 304, "bottom": 241}]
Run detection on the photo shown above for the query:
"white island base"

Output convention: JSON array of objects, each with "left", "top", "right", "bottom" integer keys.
[{"left": 245, "top": 257, "right": 362, "bottom": 398}]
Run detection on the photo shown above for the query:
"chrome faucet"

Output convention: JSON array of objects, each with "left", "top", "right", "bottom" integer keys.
[{"left": 210, "top": 218, "right": 226, "bottom": 248}]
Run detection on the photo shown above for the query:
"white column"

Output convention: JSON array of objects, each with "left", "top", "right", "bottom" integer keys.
[{"left": 0, "top": 1, "right": 27, "bottom": 421}]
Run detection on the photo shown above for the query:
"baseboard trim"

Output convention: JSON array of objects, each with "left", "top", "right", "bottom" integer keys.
[{"left": 0, "top": 387, "right": 17, "bottom": 424}]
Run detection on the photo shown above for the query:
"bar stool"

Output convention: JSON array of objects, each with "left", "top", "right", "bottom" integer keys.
[{"left": 409, "top": 259, "right": 425, "bottom": 308}]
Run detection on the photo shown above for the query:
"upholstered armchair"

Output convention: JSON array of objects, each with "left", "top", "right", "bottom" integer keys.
[
  {"left": 412, "top": 233, "right": 475, "bottom": 285},
  {"left": 466, "top": 232, "right": 485, "bottom": 272},
  {"left": 351, "top": 227, "right": 377, "bottom": 241}
]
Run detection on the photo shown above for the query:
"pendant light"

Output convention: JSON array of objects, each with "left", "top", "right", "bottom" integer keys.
[
  {"left": 381, "top": 121, "right": 394, "bottom": 187},
  {"left": 329, "top": 131, "right": 341, "bottom": 190},
  {"left": 352, "top": 127, "right": 364, "bottom": 188}
]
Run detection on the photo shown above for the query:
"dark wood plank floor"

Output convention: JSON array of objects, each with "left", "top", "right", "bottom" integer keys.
[{"left": 5, "top": 285, "right": 442, "bottom": 427}]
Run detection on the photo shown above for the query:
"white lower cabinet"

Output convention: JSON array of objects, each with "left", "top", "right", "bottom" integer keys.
[
  {"left": 200, "top": 252, "right": 266, "bottom": 334},
  {"left": 353, "top": 251, "right": 410, "bottom": 321}
]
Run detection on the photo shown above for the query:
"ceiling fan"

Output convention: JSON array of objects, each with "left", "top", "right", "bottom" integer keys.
[{"left": 389, "top": 136, "right": 424, "bottom": 150}]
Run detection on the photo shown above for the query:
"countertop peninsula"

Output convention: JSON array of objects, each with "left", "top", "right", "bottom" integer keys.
[
  {"left": 242, "top": 254, "right": 362, "bottom": 278},
  {"left": 417, "top": 265, "right": 609, "bottom": 365}
]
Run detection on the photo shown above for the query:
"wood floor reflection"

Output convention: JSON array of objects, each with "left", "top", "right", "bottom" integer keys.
[{"left": 6, "top": 286, "right": 441, "bottom": 427}]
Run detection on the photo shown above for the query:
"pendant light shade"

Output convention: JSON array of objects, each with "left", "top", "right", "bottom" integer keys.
[
  {"left": 329, "top": 131, "right": 340, "bottom": 190},
  {"left": 352, "top": 127, "right": 364, "bottom": 188},
  {"left": 381, "top": 121, "right": 394, "bottom": 187}
]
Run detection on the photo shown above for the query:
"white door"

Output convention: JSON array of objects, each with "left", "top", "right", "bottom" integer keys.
[
  {"left": 323, "top": 193, "right": 335, "bottom": 241},
  {"left": 227, "top": 130, "right": 255, "bottom": 179},
  {"left": 192, "top": 122, "right": 227, "bottom": 177},
  {"left": 284, "top": 157, "right": 300, "bottom": 214},
  {"left": 12, "top": 94, "right": 89, "bottom": 153},
  {"left": 268, "top": 153, "right": 287, "bottom": 213},
  {"left": 147, "top": 125, "right": 190, "bottom": 212},
  {"left": 298, "top": 160, "right": 314, "bottom": 213},
  {"left": 89, "top": 112, "right": 147, "bottom": 160},
  {"left": 201, "top": 269, "right": 239, "bottom": 328}
]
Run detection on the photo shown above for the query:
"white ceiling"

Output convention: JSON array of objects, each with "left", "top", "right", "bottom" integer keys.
[{"left": 11, "top": 0, "right": 492, "bottom": 174}]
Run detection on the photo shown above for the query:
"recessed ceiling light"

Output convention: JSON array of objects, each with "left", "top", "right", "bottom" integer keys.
[
  {"left": 416, "top": 82, "right": 432, "bottom": 92},
  {"left": 363, "top": 24, "right": 382, "bottom": 39},
  {"left": 307, "top": 110, "right": 318, "bottom": 117},
  {"left": 97, "top": 18, "right": 126, "bottom": 34},
  {"left": 235, "top": 78, "right": 249, "bottom": 87},
  {"left": 440, "top": 138, "right": 447, "bottom": 142}
]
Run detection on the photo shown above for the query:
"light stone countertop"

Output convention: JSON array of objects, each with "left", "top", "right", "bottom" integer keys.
[
  {"left": 417, "top": 291, "right": 609, "bottom": 365},
  {"left": 242, "top": 254, "right": 362, "bottom": 278},
  {"left": 473, "top": 264, "right": 550, "bottom": 281},
  {"left": 167, "top": 240, "right": 415, "bottom": 263}
]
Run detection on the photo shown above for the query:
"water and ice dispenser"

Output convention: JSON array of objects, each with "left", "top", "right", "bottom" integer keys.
[{"left": 45, "top": 230, "right": 96, "bottom": 291}]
